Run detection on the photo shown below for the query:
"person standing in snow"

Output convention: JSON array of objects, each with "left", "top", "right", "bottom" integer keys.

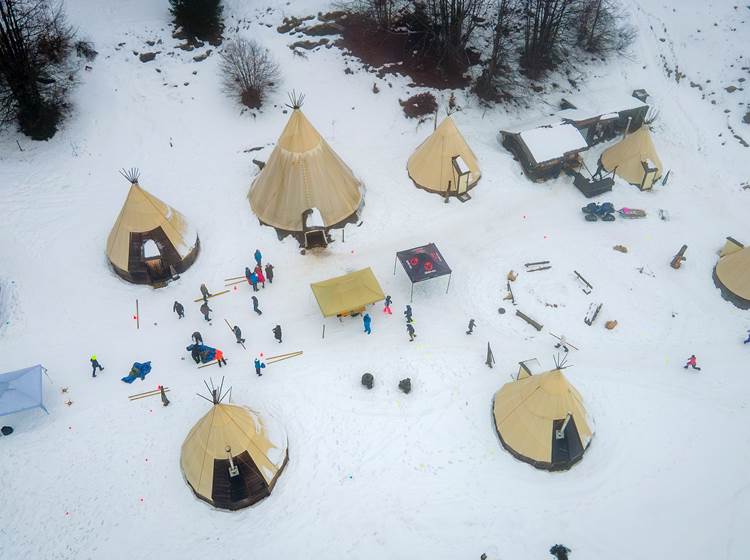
[
  {"left": 215, "top": 349, "right": 227, "bottom": 368},
  {"left": 173, "top": 301, "right": 185, "bottom": 319},
  {"left": 249, "top": 271, "right": 259, "bottom": 292},
  {"left": 200, "top": 302, "right": 212, "bottom": 322},
  {"left": 404, "top": 305, "right": 413, "bottom": 323},
  {"left": 245, "top": 266, "right": 253, "bottom": 284},
  {"left": 684, "top": 354, "right": 701, "bottom": 371},
  {"left": 190, "top": 345, "right": 201, "bottom": 364},
  {"left": 192, "top": 331, "right": 203, "bottom": 345},
  {"left": 466, "top": 319, "right": 476, "bottom": 335},
  {"left": 159, "top": 385, "right": 170, "bottom": 407},
  {"left": 406, "top": 323, "right": 416, "bottom": 342},
  {"left": 744, "top": 330, "right": 750, "bottom": 344},
  {"left": 272, "top": 324, "right": 282, "bottom": 343},
  {"left": 255, "top": 265, "right": 266, "bottom": 289},
  {"left": 363, "top": 313, "right": 372, "bottom": 334},
  {"left": 254, "top": 249, "right": 262, "bottom": 267},
  {"left": 554, "top": 335, "right": 569, "bottom": 353},
  {"left": 383, "top": 295, "right": 392, "bottom": 314},
  {"left": 233, "top": 325, "right": 245, "bottom": 344},
  {"left": 251, "top": 295, "right": 262, "bottom": 316},
  {"left": 90, "top": 355, "right": 104, "bottom": 377},
  {"left": 254, "top": 357, "right": 265, "bottom": 377},
  {"left": 264, "top": 263, "right": 274, "bottom": 284},
  {"left": 200, "top": 283, "right": 211, "bottom": 302}
]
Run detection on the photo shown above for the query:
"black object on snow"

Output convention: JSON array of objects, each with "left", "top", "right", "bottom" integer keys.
[
  {"left": 550, "top": 544, "right": 571, "bottom": 560},
  {"left": 1, "top": 426, "right": 13, "bottom": 436},
  {"left": 398, "top": 378, "right": 411, "bottom": 394},
  {"left": 361, "top": 373, "right": 374, "bottom": 389}
]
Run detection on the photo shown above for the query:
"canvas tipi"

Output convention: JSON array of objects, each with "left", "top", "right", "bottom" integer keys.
[
  {"left": 600, "top": 126, "right": 663, "bottom": 190},
  {"left": 492, "top": 364, "right": 593, "bottom": 471},
  {"left": 248, "top": 94, "right": 363, "bottom": 247},
  {"left": 407, "top": 115, "right": 481, "bottom": 197},
  {"left": 714, "top": 237, "right": 750, "bottom": 309},
  {"left": 106, "top": 169, "right": 199, "bottom": 285},
  {"left": 180, "top": 389, "right": 288, "bottom": 511}
]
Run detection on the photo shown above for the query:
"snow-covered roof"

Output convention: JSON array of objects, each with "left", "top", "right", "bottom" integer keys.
[
  {"left": 519, "top": 124, "right": 589, "bottom": 165},
  {"left": 558, "top": 90, "right": 648, "bottom": 122}
]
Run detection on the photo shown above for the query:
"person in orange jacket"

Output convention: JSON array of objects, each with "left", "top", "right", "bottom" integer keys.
[{"left": 215, "top": 349, "right": 228, "bottom": 367}]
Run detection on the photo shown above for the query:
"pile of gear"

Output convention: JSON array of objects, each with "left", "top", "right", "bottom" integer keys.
[{"left": 582, "top": 202, "right": 615, "bottom": 222}]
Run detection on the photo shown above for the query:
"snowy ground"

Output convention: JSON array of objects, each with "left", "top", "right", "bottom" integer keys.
[{"left": 1, "top": 1, "right": 749, "bottom": 559}]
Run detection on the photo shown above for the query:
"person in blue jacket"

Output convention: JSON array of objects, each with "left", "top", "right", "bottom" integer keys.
[
  {"left": 254, "top": 249, "right": 262, "bottom": 267},
  {"left": 744, "top": 329, "right": 750, "bottom": 344},
  {"left": 254, "top": 357, "right": 265, "bottom": 377},
  {"left": 363, "top": 313, "right": 372, "bottom": 334},
  {"left": 250, "top": 272, "right": 259, "bottom": 292}
]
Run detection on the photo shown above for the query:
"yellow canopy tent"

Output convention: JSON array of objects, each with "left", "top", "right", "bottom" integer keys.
[
  {"left": 106, "top": 170, "right": 199, "bottom": 285},
  {"left": 493, "top": 367, "right": 593, "bottom": 471},
  {"left": 248, "top": 100, "right": 363, "bottom": 243},
  {"left": 407, "top": 115, "right": 481, "bottom": 197},
  {"left": 180, "top": 401, "right": 288, "bottom": 511},
  {"left": 310, "top": 268, "right": 385, "bottom": 317},
  {"left": 714, "top": 236, "right": 750, "bottom": 309},
  {"left": 600, "top": 127, "right": 663, "bottom": 190}
]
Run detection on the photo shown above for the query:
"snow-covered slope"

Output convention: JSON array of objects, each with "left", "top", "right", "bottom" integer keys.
[{"left": 1, "top": 1, "right": 749, "bottom": 559}]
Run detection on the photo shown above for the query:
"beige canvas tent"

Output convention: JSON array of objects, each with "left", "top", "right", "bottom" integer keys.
[
  {"left": 180, "top": 401, "right": 288, "bottom": 510},
  {"left": 493, "top": 366, "right": 593, "bottom": 471},
  {"left": 714, "top": 237, "right": 750, "bottom": 309},
  {"left": 407, "top": 115, "right": 481, "bottom": 197},
  {"left": 310, "top": 267, "right": 385, "bottom": 317},
  {"left": 106, "top": 170, "right": 199, "bottom": 285},
  {"left": 600, "top": 127, "right": 663, "bottom": 190},
  {"left": 248, "top": 101, "right": 363, "bottom": 247}
]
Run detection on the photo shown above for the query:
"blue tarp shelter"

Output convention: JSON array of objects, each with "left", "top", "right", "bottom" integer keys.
[{"left": 0, "top": 364, "right": 48, "bottom": 416}]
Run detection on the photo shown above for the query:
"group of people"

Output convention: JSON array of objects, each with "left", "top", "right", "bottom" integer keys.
[
  {"left": 245, "top": 249, "right": 274, "bottom": 293},
  {"left": 359, "top": 297, "right": 417, "bottom": 342}
]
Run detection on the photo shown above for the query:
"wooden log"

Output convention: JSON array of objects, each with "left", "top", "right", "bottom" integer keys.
[
  {"left": 574, "top": 270, "right": 593, "bottom": 293},
  {"left": 515, "top": 310, "right": 543, "bottom": 331},
  {"left": 526, "top": 266, "right": 551, "bottom": 272},
  {"left": 193, "top": 289, "right": 230, "bottom": 303},
  {"left": 224, "top": 278, "right": 247, "bottom": 287},
  {"left": 265, "top": 350, "right": 304, "bottom": 361},
  {"left": 129, "top": 388, "right": 170, "bottom": 401},
  {"left": 224, "top": 275, "right": 245, "bottom": 282},
  {"left": 525, "top": 260, "right": 550, "bottom": 267},
  {"left": 128, "top": 386, "right": 169, "bottom": 399},
  {"left": 197, "top": 360, "right": 219, "bottom": 369},
  {"left": 266, "top": 352, "right": 304, "bottom": 365},
  {"left": 670, "top": 245, "right": 688, "bottom": 269}
]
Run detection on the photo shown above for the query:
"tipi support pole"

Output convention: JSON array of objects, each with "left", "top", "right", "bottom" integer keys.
[
  {"left": 136, "top": 299, "right": 139, "bottom": 330},
  {"left": 322, "top": 323, "right": 326, "bottom": 339},
  {"left": 410, "top": 282, "right": 414, "bottom": 303},
  {"left": 342, "top": 227, "right": 345, "bottom": 243},
  {"left": 393, "top": 256, "right": 397, "bottom": 276},
  {"left": 446, "top": 273, "right": 452, "bottom": 294}
]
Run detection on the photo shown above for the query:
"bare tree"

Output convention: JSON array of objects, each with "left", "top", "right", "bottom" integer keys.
[
  {"left": 520, "top": 0, "right": 576, "bottom": 76},
  {"left": 0, "top": 0, "right": 77, "bottom": 139},
  {"left": 575, "top": 0, "right": 635, "bottom": 53},
  {"left": 423, "top": 0, "right": 490, "bottom": 64},
  {"left": 475, "top": 0, "right": 515, "bottom": 100},
  {"left": 349, "top": 0, "right": 398, "bottom": 28},
  {"left": 219, "top": 38, "right": 279, "bottom": 109}
]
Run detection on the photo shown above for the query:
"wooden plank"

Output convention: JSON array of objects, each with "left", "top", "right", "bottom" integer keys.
[
  {"left": 129, "top": 388, "right": 170, "bottom": 401},
  {"left": 224, "top": 279, "right": 247, "bottom": 287},
  {"left": 197, "top": 360, "right": 219, "bottom": 369},
  {"left": 128, "top": 386, "right": 169, "bottom": 399},
  {"left": 193, "top": 289, "right": 230, "bottom": 303},
  {"left": 525, "top": 260, "right": 550, "bottom": 267},
  {"left": 515, "top": 309, "right": 543, "bottom": 331},
  {"left": 224, "top": 275, "right": 245, "bottom": 282},
  {"left": 265, "top": 350, "right": 304, "bottom": 361},
  {"left": 266, "top": 352, "right": 303, "bottom": 365}
]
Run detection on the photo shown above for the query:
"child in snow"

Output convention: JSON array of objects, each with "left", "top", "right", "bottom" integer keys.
[
  {"left": 254, "top": 357, "right": 265, "bottom": 377},
  {"left": 215, "top": 349, "right": 227, "bottom": 368},
  {"left": 264, "top": 263, "right": 274, "bottom": 284},
  {"left": 684, "top": 354, "right": 701, "bottom": 371},
  {"left": 466, "top": 319, "right": 476, "bottom": 335},
  {"left": 200, "top": 283, "right": 211, "bottom": 301},
  {"left": 363, "top": 313, "right": 372, "bottom": 334},
  {"left": 255, "top": 265, "right": 266, "bottom": 288},
  {"left": 383, "top": 295, "right": 392, "bottom": 314},
  {"left": 200, "top": 302, "right": 212, "bottom": 321},
  {"left": 407, "top": 323, "right": 416, "bottom": 342},
  {"left": 90, "top": 355, "right": 104, "bottom": 377},
  {"left": 233, "top": 325, "right": 245, "bottom": 344},
  {"left": 554, "top": 335, "right": 569, "bottom": 353},
  {"left": 173, "top": 301, "right": 185, "bottom": 319},
  {"left": 273, "top": 325, "right": 282, "bottom": 343},
  {"left": 404, "top": 305, "right": 413, "bottom": 323},
  {"left": 251, "top": 295, "right": 262, "bottom": 315},
  {"left": 254, "top": 249, "right": 262, "bottom": 267}
]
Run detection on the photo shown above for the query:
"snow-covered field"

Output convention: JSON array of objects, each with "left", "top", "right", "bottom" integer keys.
[{"left": 1, "top": 1, "right": 749, "bottom": 558}]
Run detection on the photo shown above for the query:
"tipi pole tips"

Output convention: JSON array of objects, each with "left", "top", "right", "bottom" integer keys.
[
  {"left": 119, "top": 167, "right": 140, "bottom": 184},
  {"left": 286, "top": 90, "right": 305, "bottom": 110}
]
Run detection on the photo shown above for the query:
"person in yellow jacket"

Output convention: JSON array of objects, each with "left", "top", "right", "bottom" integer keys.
[{"left": 90, "top": 355, "right": 104, "bottom": 377}]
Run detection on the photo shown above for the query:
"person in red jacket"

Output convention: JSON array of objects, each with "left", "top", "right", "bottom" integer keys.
[
  {"left": 683, "top": 354, "right": 701, "bottom": 371},
  {"left": 254, "top": 265, "right": 266, "bottom": 289},
  {"left": 215, "top": 349, "right": 228, "bottom": 367}
]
